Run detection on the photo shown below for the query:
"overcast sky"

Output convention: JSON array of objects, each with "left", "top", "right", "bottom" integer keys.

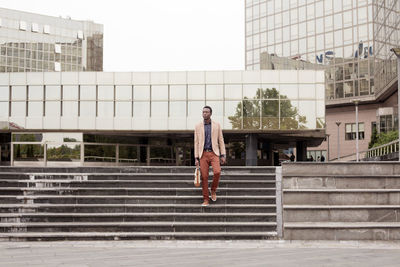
[{"left": 1, "top": 0, "right": 244, "bottom": 72}]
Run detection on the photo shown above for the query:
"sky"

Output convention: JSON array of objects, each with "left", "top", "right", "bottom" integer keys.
[{"left": 1, "top": 0, "right": 245, "bottom": 72}]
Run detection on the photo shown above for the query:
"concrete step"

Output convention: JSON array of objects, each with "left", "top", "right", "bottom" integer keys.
[
  {"left": 0, "top": 180, "right": 275, "bottom": 188},
  {"left": 0, "top": 212, "right": 276, "bottom": 223},
  {"left": 284, "top": 205, "right": 400, "bottom": 222},
  {"left": 0, "top": 172, "right": 276, "bottom": 181},
  {"left": 0, "top": 166, "right": 277, "bottom": 174},
  {"left": 283, "top": 175, "right": 400, "bottom": 190},
  {"left": 0, "top": 221, "right": 277, "bottom": 233},
  {"left": 0, "top": 203, "right": 277, "bottom": 214},
  {"left": 0, "top": 231, "right": 278, "bottom": 241},
  {"left": 0, "top": 195, "right": 276, "bottom": 205},
  {"left": 284, "top": 222, "right": 400, "bottom": 240},
  {"left": 0, "top": 187, "right": 276, "bottom": 196},
  {"left": 283, "top": 189, "right": 400, "bottom": 205}
]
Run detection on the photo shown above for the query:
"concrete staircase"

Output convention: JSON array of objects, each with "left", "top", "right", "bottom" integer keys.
[
  {"left": 0, "top": 166, "right": 278, "bottom": 241},
  {"left": 282, "top": 162, "right": 400, "bottom": 240}
]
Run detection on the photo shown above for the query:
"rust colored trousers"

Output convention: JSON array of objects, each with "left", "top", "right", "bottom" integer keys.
[{"left": 199, "top": 151, "right": 221, "bottom": 200}]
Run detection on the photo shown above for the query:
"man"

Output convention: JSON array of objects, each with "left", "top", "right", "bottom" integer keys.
[
  {"left": 194, "top": 106, "right": 226, "bottom": 207},
  {"left": 289, "top": 153, "right": 295, "bottom": 162}
]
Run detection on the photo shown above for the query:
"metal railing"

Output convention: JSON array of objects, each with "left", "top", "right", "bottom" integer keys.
[{"left": 365, "top": 139, "right": 399, "bottom": 159}]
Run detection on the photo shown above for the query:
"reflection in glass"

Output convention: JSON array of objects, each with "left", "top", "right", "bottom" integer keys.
[
  {"left": 279, "top": 84, "right": 298, "bottom": 99},
  {"left": 243, "top": 84, "right": 261, "bottom": 98},
  {"left": 0, "top": 86, "right": 9, "bottom": 101},
  {"left": 206, "top": 101, "right": 223, "bottom": 116},
  {"left": 45, "top": 101, "right": 60, "bottom": 117},
  {"left": 0, "top": 102, "right": 8, "bottom": 117},
  {"left": 84, "top": 144, "right": 115, "bottom": 162},
  {"left": 47, "top": 144, "right": 80, "bottom": 161},
  {"left": 13, "top": 143, "right": 44, "bottom": 162},
  {"left": 119, "top": 146, "right": 138, "bottom": 163},
  {"left": 298, "top": 100, "right": 316, "bottom": 129}
]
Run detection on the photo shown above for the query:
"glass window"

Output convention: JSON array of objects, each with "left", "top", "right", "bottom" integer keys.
[
  {"left": 334, "top": 30, "right": 343, "bottom": 46},
  {"left": 62, "top": 101, "right": 78, "bottom": 117},
  {"left": 325, "top": 16, "right": 333, "bottom": 31},
  {"left": 224, "top": 84, "right": 242, "bottom": 100},
  {"left": 333, "top": 0, "right": 342, "bottom": 13},
  {"left": 98, "top": 101, "right": 114, "bottom": 117},
  {"left": 188, "top": 85, "right": 205, "bottom": 100},
  {"left": 80, "top": 86, "right": 96, "bottom": 100},
  {"left": 0, "top": 86, "right": 9, "bottom": 101},
  {"left": 12, "top": 86, "right": 26, "bottom": 101},
  {"left": 280, "top": 84, "right": 298, "bottom": 99},
  {"left": 206, "top": 101, "right": 223, "bottom": 117},
  {"left": 116, "top": 102, "right": 132, "bottom": 117},
  {"left": 299, "top": 84, "right": 316, "bottom": 99},
  {"left": 188, "top": 101, "right": 205, "bottom": 117},
  {"left": 63, "top": 86, "right": 79, "bottom": 100},
  {"left": 334, "top": 13, "right": 342, "bottom": 30},
  {"left": 169, "top": 101, "right": 186, "bottom": 117},
  {"left": 28, "top": 86, "right": 43, "bottom": 101},
  {"left": 98, "top": 86, "right": 114, "bottom": 101},
  {"left": 28, "top": 102, "right": 43, "bottom": 117},
  {"left": 358, "top": 7, "right": 367, "bottom": 24},
  {"left": 45, "top": 86, "right": 61, "bottom": 100},
  {"left": 343, "top": 28, "right": 352, "bottom": 45},
  {"left": 151, "top": 101, "right": 168, "bottom": 117},
  {"left": 80, "top": 101, "right": 96, "bottom": 117},
  {"left": 43, "top": 25, "right": 50, "bottom": 34},
  {"left": 11, "top": 102, "right": 26, "bottom": 117},
  {"left": 298, "top": 100, "right": 316, "bottom": 129},
  {"left": 290, "top": 9, "right": 298, "bottom": 24},
  {"left": 343, "top": 11, "right": 352, "bottom": 27},
  {"left": 116, "top": 85, "right": 132, "bottom": 100},
  {"left": 315, "top": 1, "right": 323, "bottom": 17},
  {"left": 267, "top": 16, "right": 274, "bottom": 30},
  {"left": 291, "top": 24, "right": 298, "bottom": 39},
  {"left": 151, "top": 85, "right": 168, "bottom": 101},
  {"left": 134, "top": 85, "right": 150, "bottom": 100},
  {"left": 316, "top": 18, "right": 324, "bottom": 34},
  {"left": 275, "top": 29, "right": 282, "bottom": 42},
  {"left": 299, "top": 6, "right": 306, "bottom": 22},
  {"left": 206, "top": 85, "right": 223, "bottom": 100},
  {"left": 283, "top": 11, "right": 290, "bottom": 26},
  {"left": 307, "top": 36, "right": 315, "bottom": 52},
  {"left": 283, "top": 26, "right": 290, "bottom": 42},
  {"left": 45, "top": 101, "right": 60, "bottom": 117},
  {"left": 274, "top": 0, "right": 281, "bottom": 12},
  {"left": 275, "top": 13, "right": 282, "bottom": 28},
  {"left": 299, "top": 22, "right": 306, "bottom": 38},
  {"left": 0, "top": 102, "right": 8, "bottom": 117},
  {"left": 345, "top": 122, "right": 365, "bottom": 140},
  {"left": 170, "top": 85, "right": 186, "bottom": 100},
  {"left": 307, "top": 3, "right": 315, "bottom": 19},
  {"left": 134, "top": 102, "right": 150, "bottom": 117},
  {"left": 325, "top": 32, "right": 333, "bottom": 47},
  {"left": 307, "top": 20, "right": 315, "bottom": 36},
  {"left": 243, "top": 84, "right": 261, "bottom": 99}
]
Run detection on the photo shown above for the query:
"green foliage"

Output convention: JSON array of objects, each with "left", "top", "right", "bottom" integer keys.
[
  {"left": 47, "top": 145, "right": 80, "bottom": 161},
  {"left": 228, "top": 88, "right": 307, "bottom": 130},
  {"left": 369, "top": 130, "right": 398, "bottom": 148}
]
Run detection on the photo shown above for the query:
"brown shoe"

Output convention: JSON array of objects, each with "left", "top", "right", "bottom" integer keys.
[
  {"left": 211, "top": 191, "right": 217, "bottom": 202},
  {"left": 201, "top": 200, "right": 209, "bottom": 207}
]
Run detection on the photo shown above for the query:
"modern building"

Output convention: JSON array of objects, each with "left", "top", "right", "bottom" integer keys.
[
  {"left": 245, "top": 0, "right": 400, "bottom": 160},
  {"left": 0, "top": 70, "right": 325, "bottom": 166},
  {"left": 0, "top": 7, "right": 103, "bottom": 72}
]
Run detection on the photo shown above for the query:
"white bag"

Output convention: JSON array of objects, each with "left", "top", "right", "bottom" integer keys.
[{"left": 194, "top": 167, "right": 201, "bottom": 187}]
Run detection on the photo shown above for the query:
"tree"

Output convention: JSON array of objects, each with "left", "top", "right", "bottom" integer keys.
[{"left": 228, "top": 88, "right": 307, "bottom": 130}]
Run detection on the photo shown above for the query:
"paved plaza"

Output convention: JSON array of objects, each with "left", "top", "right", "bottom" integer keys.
[{"left": 1, "top": 240, "right": 400, "bottom": 267}]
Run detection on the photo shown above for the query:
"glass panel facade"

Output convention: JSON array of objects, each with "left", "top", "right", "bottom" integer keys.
[
  {"left": 0, "top": 8, "right": 103, "bottom": 72},
  {"left": 245, "top": 0, "right": 384, "bottom": 101},
  {"left": 1, "top": 71, "right": 324, "bottom": 131}
]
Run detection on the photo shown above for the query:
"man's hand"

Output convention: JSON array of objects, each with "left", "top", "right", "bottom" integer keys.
[
  {"left": 195, "top": 159, "right": 199, "bottom": 167},
  {"left": 220, "top": 156, "right": 226, "bottom": 165}
]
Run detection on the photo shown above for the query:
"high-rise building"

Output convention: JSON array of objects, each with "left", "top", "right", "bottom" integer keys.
[
  {"left": 245, "top": 0, "right": 400, "bottom": 160},
  {"left": 0, "top": 7, "right": 103, "bottom": 72}
]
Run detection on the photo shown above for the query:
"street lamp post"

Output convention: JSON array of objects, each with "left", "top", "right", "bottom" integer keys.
[
  {"left": 391, "top": 48, "right": 400, "bottom": 162},
  {"left": 336, "top": 122, "right": 341, "bottom": 161},
  {"left": 326, "top": 134, "right": 330, "bottom": 162},
  {"left": 352, "top": 100, "right": 360, "bottom": 161}
]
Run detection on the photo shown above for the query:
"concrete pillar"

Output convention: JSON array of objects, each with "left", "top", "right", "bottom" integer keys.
[
  {"left": 296, "top": 141, "right": 307, "bottom": 161},
  {"left": 246, "top": 134, "right": 258, "bottom": 166}
]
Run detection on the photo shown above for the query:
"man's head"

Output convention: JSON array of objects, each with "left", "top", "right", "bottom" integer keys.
[{"left": 202, "top": 106, "right": 212, "bottom": 120}]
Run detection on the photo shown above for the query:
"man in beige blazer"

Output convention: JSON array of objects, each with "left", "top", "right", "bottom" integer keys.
[{"left": 194, "top": 106, "right": 226, "bottom": 207}]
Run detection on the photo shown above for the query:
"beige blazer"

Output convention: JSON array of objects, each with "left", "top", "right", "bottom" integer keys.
[{"left": 194, "top": 120, "right": 226, "bottom": 159}]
